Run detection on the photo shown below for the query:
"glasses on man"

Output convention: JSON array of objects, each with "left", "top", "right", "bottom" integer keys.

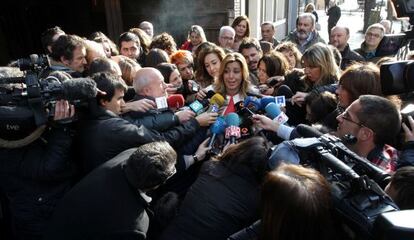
[
  {"left": 366, "top": 32, "right": 381, "bottom": 38},
  {"left": 340, "top": 111, "right": 366, "bottom": 128}
]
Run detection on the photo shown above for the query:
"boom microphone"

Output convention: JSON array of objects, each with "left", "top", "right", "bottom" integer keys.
[
  {"left": 224, "top": 113, "right": 241, "bottom": 144},
  {"left": 54, "top": 78, "right": 97, "bottom": 101},
  {"left": 296, "top": 124, "right": 323, "bottom": 138}
]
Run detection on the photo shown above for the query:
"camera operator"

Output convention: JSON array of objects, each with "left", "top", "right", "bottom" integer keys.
[
  {"left": 48, "top": 34, "right": 87, "bottom": 78},
  {"left": 254, "top": 95, "right": 401, "bottom": 173},
  {"left": 0, "top": 85, "right": 76, "bottom": 240}
]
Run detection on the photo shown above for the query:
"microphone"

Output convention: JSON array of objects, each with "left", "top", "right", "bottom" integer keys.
[
  {"left": 188, "top": 99, "right": 208, "bottom": 115},
  {"left": 265, "top": 102, "right": 289, "bottom": 124},
  {"left": 208, "top": 93, "right": 225, "bottom": 113},
  {"left": 60, "top": 78, "right": 97, "bottom": 101},
  {"left": 208, "top": 117, "right": 226, "bottom": 148},
  {"left": 205, "top": 90, "right": 216, "bottom": 99},
  {"left": 224, "top": 113, "right": 241, "bottom": 144},
  {"left": 243, "top": 96, "right": 262, "bottom": 112},
  {"left": 296, "top": 124, "right": 323, "bottom": 138},
  {"left": 167, "top": 94, "right": 185, "bottom": 110},
  {"left": 276, "top": 85, "right": 294, "bottom": 99}
]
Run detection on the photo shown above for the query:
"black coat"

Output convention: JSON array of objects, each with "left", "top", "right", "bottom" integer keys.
[
  {"left": 160, "top": 161, "right": 261, "bottom": 240},
  {"left": 44, "top": 148, "right": 150, "bottom": 240},
  {"left": 327, "top": 5, "right": 341, "bottom": 26},
  {"left": 76, "top": 105, "right": 200, "bottom": 174},
  {"left": 0, "top": 126, "right": 75, "bottom": 239},
  {"left": 340, "top": 44, "right": 365, "bottom": 70},
  {"left": 122, "top": 95, "right": 180, "bottom": 132}
]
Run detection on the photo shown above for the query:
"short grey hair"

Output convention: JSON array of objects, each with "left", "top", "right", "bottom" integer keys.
[
  {"left": 133, "top": 67, "right": 164, "bottom": 94},
  {"left": 298, "top": 13, "right": 316, "bottom": 27},
  {"left": 219, "top": 25, "right": 235, "bottom": 37},
  {"left": 366, "top": 23, "right": 386, "bottom": 38}
]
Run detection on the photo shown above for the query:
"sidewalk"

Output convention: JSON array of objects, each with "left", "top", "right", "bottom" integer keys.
[{"left": 315, "top": 0, "right": 401, "bottom": 50}]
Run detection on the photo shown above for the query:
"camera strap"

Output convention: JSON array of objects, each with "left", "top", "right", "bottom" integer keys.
[{"left": 0, "top": 125, "right": 46, "bottom": 148}]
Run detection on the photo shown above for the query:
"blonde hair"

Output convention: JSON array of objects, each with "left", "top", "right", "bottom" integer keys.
[
  {"left": 305, "top": 3, "right": 315, "bottom": 12},
  {"left": 118, "top": 56, "right": 141, "bottom": 86},
  {"left": 214, "top": 52, "right": 250, "bottom": 97},
  {"left": 188, "top": 25, "right": 207, "bottom": 43}
]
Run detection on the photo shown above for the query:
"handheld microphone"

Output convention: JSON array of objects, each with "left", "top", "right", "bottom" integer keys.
[
  {"left": 205, "top": 90, "right": 216, "bottom": 99},
  {"left": 208, "top": 93, "right": 225, "bottom": 113},
  {"left": 167, "top": 94, "right": 185, "bottom": 110},
  {"left": 189, "top": 99, "right": 208, "bottom": 115},
  {"left": 208, "top": 117, "right": 226, "bottom": 148},
  {"left": 243, "top": 96, "right": 262, "bottom": 112},
  {"left": 265, "top": 102, "right": 289, "bottom": 124},
  {"left": 224, "top": 113, "right": 241, "bottom": 144}
]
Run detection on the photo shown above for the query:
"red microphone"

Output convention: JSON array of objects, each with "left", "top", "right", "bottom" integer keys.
[{"left": 167, "top": 94, "right": 185, "bottom": 110}]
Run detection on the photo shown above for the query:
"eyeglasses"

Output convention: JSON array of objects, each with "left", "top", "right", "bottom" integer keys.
[
  {"left": 366, "top": 32, "right": 381, "bottom": 38},
  {"left": 220, "top": 36, "right": 234, "bottom": 41},
  {"left": 340, "top": 111, "right": 366, "bottom": 128}
]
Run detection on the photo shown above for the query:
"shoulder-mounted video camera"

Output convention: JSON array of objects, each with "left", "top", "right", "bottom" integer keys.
[
  {"left": 0, "top": 54, "right": 97, "bottom": 141},
  {"left": 289, "top": 132, "right": 414, "bottom": 239}
]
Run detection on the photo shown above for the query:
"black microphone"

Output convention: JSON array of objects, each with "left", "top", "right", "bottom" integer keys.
[
  {"left": 60, "top": 78, "right": 98, "bottom": 101},
  {"left": 296, "top": 124, "right": 323, "bottom": 138},
  {"left": 276, "top": 84, "right": 294, "bottom": 99},
  {"left": 205, "top": 90, "right": 216, "bottom": 99}
]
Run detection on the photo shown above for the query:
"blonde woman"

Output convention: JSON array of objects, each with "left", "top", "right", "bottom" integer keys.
[{"left": 180, "top": 25, "right": 207, "bottom": 54}]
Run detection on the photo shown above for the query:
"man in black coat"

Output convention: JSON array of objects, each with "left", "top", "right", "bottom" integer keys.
[
  {"left": 327, "top": 0, "right": 341, "bottom": 36},
  {"left": 0, "top": 96, "right": 76, "bottom": 240},
  {"left": 44, "top": 141, "right": 177, "bottom": 240},
  {"left": 329, "top": 26, "right": 365, "bottom": 70},
  {"left": 76, "top": 72, "right": 215, "bottom": 175}
]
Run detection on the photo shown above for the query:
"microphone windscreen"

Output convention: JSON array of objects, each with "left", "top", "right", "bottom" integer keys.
[
  {"left": 62, "top": 78, "right": 97, "bottom": 101},
  {"left": 260, "top": 96, "right": 276, "bottom": 110},
  {"left": 167, "top": 94, "right": 185, "bottom": 109},
  {"left": 296, "top": 124, "right": 324, "bottom": 138},
  {"left": 243, "top": 96, "right": 261, "bottom": 112},
  {"left": 265, "top": 102, "right": 281, "bottom": 119},
  {"left": 210, "top": 93, "right": 225, "bottom": 107},
  {"left": 225, "top": 112, "right": 241, "bottom": 127},
  {"left": 276, "top": 85, "right": 294, "bottom": 98},
  {"left": 206, "top": 90, "right": 216, "bottom": 99},
  {"left": 210, "top": 117, "right": 226, "bottom": 134}
]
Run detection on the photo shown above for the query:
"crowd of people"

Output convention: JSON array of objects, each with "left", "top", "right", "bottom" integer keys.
[{"left": 1, "top": 2, "right": 414, "bottom": 239}]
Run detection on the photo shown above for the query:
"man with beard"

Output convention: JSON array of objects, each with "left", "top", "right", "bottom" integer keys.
[
  {"left": 283, "top": 13, "right": 325, "bottom": 53},
  {"left": 239, "top": 38, "right": 262, "bottom": 86},
  {"left": 329, "top": 26, "right": 364, "bottom": 70}
]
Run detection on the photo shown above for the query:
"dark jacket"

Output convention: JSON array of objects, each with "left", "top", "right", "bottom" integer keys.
[
  {"left": 160, "top": 161, "right": 261, "bottom": 240},
  {"left": 354, "top": 42, "right": 390, "bottom": 63},
  {"left": 327, "top": 5, "right": 341, "bottom": 26},
  {"left": 0, "top": 126, "right": 75, "bottom": 239},
  {"left": 283, "top": 30, "right": 326, "bottom": 53},
  {"left": 76, "top": 104, "right": 200, "bottom": 174},
  {"left": 44, "top": 148, "right": 150, "bottom": 240},
  {"left": 122, "top": 95, "right": 180, "bottom": 131},
  {"left": 340, "top": 44, "right": 365, "bottom": 70}
]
